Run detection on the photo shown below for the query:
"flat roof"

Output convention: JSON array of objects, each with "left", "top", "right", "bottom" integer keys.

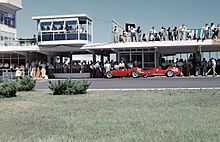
[
  {"left": 81, "top": 40, "right": 216, "bottom": 50},
  {"left": 32, "top": 13, "right": 92, "bottom": 21}
]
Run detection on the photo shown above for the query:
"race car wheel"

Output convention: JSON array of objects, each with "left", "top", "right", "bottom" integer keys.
[
  {"left": 166, "top": 70, "right": 174, "bottom": 77},
  {"left": 132, "top": 71, "right": 140, "bottom": 78},
  {"left": 106, "top": 71, "right": 113, "bottom": 79}
]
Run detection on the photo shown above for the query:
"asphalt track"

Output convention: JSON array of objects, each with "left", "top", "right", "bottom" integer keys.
[{"left": 35, "top": 76, "right": 220, "bottom": 90}]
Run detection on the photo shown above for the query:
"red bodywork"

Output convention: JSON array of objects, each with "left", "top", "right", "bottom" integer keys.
[
  {"left": 145, "top": 66, "right": 182, "bottom": 77},
  {"left": 108, "top": 67, "right": 147, "bottom": 78}
]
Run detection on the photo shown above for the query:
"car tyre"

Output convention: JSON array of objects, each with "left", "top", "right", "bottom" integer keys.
[
  {"left": 132, "top": 71, "right": 140, "bottom": 78},
  {"left": 166, "top": 70, "right": 174, "bottom": 77},
  {"left": 106, "top": 71, "right": 113, "bottom": 79}
]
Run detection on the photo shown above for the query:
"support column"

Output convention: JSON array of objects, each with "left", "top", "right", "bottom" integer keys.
[
  {"left": 47, "top": 54, "right": 52, "bottom": 63},
  {"left": 142, "top": 49, "right": 144, "bottom": 68},
  {"left": 60, "top": 56, "right": 63, "bottom": 63},
  {"left": 116, "top": 52, "right": 119, "bottom": 62},
  {"left": 70, "top": 54, "right": 72, "bottom": 73},
  {"left": 101, "top": 54, "right": 104, "bottom": 63},
  {"left": 107, "top": 54, "right": 110, "bottom": 62},
  {"left": 93, "top": 54, "right": 96, "bottom": 62},
  {"left": 154, "top": 47, "right": 158, "bottom": 68}
]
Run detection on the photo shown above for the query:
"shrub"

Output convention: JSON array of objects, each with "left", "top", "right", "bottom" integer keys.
[
  {"left": 48, "top": 79, "right": 91, "bottom": 95},
  {"left": 17, "top": 76, "right": 36, "bottom": 91},
  {"left": 0, "top": 80, "right": 17, "bottom": 98}
]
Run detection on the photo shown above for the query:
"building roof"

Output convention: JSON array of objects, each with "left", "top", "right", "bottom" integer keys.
[
  {"left": 0, "top": 0, "right": 22, "bottom": 11},
  {"left": 32, "top": 13, "right": 92, "bottom": 21},
  {"left": 81, "top": 40, "right": 215, "bottom": 50}
]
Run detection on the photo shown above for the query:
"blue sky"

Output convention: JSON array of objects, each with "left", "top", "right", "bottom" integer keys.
[{"left": 17, "top": 0, "right": 220, "bottom": 43}]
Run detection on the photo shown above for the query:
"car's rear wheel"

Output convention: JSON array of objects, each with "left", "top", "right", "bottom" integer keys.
[
  {"left": 106, "top": 71, "right": 113, "bottom": 79},
  {"left": 132, "top": 71, "right": 140, "bottom": 78},
  {"left": 166, "top": 70, "right": 174, "bottom": 77}
]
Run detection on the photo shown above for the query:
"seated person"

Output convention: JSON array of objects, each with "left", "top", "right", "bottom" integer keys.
[{"left": 119, "top": 61, "right": 125, "bottom": 69}]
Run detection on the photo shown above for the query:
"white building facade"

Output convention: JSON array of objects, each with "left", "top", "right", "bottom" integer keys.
[{"left": 0, "top": 0, "right": 22, "bottom": 46}]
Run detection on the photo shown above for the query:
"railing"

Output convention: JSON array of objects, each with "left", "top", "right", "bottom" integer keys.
[
  {"left": 0, "top": 38, "right": 37, "bottom": 46},
  {"left": 38, "top": 32, "right": 92, "bottom": 42}
]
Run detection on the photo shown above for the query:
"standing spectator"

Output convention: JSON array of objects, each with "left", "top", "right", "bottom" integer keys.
[
  {"left": 104, "top": 61, "right": 111, "bottom": 75},
  {"left": 130, "top": 27, "right": 137, "bottom": 42},
  {"left": 201, "top": 58, "right": 208, "bottom": 76},
  {"left": 202, "top": 23, "right": 209, "bottom": 41},
  {"left": 217, "top": 24, "right": 220, "bottom": 38},
  {"left": 179, "top": 24, "right": 187, "bottom": 40},
  {"left": 122, "top": 30, "right": 128, "bottom": 42},
  {"left": 177, "top": 59, "right": 184, "bottom": 73},
  {"left": 113, "top": 26, "right": 119, "bottom": 43},
  {"left": 206, "top": 58, "right": 217, "bottom": 77},
  {"left": 119, "top": 35, "right": 125, "bottom": 43},
  {"left": 173, "top": 26, "right": 178, "bottom": 40},
  {"left": 210, "top": 23, "right": 215, "bottom": 39},
  {"left": 167, "top": 27, "right": 173, "bottom": 41},
  {"left": 149, "top": 26, "right": 157, "bottom": 41},
  {"left": 136, "top": 26, "right": 142, "bottom": 42},
  {"left": 142, "top": 33, "right": 147, "bottom": 42},
  {"left": 159, "top": 26, "right": 166, "bottom": 41},
  {"left": 15, "top": 65, "right": 22, "bottom": 80}
]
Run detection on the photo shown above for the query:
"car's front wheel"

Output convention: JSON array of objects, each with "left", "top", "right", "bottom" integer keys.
[
  {"left": 106, "top": 71, "right": 113, "bottom": 79},
  {"left": 166, "top": 70, "right": 174, "bottom": 77},
  {"left": 132, "top": 71, "right": 140, "bottom": 78}
]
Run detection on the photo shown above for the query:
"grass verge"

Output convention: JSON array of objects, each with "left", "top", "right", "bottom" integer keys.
[{"left": 0, "top": 90, "right": 220, "bottom": 142}]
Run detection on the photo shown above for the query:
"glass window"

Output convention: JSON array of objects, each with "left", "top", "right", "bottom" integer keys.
[
  {"left": 65, "top": 20, "right": 77, "bottom": 33},
  {"left": 79, "top": 19, "right": 87, "bottom": 33},
  {"left": 202, "top": 52, "right": 209, "bottom": 60},
  {"left": 40, "top": 22, "right": 52, "bottom": 31},
  {"left": 52, "top": 21, "right": 64, "bottom": 30}
]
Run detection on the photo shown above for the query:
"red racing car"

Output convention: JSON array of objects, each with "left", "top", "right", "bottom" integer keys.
[
  {"left": 106, "top": 67, "right": 147, "bottom": 79},
  {"left": 145, "top": 66, "right": 182, "bottom": 77}
]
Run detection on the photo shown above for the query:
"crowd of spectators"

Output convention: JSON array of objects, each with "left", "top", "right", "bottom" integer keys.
[
  {"left": 113, "top": 23, "right": 220, "bottom": 43},
  {"left": 160, "top": 55, "right": 220, "bottom": 77},
  {"left": 1, "top": 56, "right": 220, "bottom": 79}
]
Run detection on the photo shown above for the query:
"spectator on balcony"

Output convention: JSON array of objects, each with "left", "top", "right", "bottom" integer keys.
[
  {"left": 210, "top": 23, "right": 215, "bottom": 39},
  {"left": 136, "top": 26, "right": 142, "bottom": 42},
  {"left": 142, "top": 33, "right": 147, "bottom": 42},
  {"left": 122, "top": 30, "right": 128, "bottom": 42},
  {"left": 167, "top": 27, "right": 173, "bottom": 41},
  {"left": 149, "top": 26, "right": 156, "bottom": 41},
  {"left": 59, "top": 24, "right": 63, "bottom": 30},
  {"left": 159, "top": 26, "right": 166, "bottom": 41},
  {"left": 119, "top": 35, "right": 125, "bottom": 43},
  {"left": 47, "top": 26, "right": 51, "bottom": 30},
  {"left": 173, "top": 26, "right": 178, "bottom": 40},
  {"left": 130, "top": 26, "right": 137, "bottom": 42},
  {"left": 217, "top": 24, "right": 220, "bottom": 38},
  {"left": 202, "top": 23, "right": 209, "bottom": 41},
  {"left": 113, "top": 25, "right": 119, "bottom": 43},
  {"left": 179, "top": 24, "right": 187, "bottom": 40}
]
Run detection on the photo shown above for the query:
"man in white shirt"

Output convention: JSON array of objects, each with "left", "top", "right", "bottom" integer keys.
[
  {"left": 179, "top": 24, "right": 187, "bottom": 40},
  {"left": 149, "top": 26, "right": 157, "bottom": 41},
  {"left": 206, "top": 58, "right": 217, "bottom": 77},
  {"left": 104, "top": 61, "right": 111, "bottom": 73},
  {"left": 130, "top": 27, "right": 137, "bottom": 42},
  {"left": 202, "top": 23, "right": 209, "bottom": 41},
  {"left": 119, "top": 61, "right": 125, "bottom": 69}
]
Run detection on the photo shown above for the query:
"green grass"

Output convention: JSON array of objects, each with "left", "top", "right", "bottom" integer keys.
[{"left": 0, "top": 90, "right": 220, "bottom": 142}]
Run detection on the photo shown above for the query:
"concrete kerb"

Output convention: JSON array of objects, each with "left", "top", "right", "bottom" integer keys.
[{"left": 36, "top": 88, "right": 220, "bottom": 92}]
